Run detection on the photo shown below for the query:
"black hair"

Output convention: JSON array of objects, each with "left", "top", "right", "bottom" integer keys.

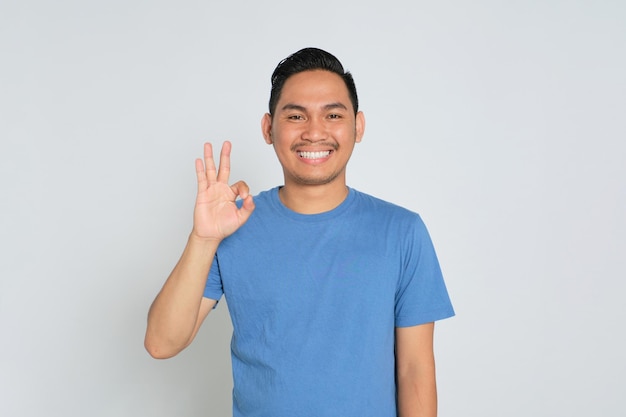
[{"left": 268, "top": 47, "right": 359, "bottom": 116}]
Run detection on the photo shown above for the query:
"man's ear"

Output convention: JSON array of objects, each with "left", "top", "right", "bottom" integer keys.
[
  {"left": 355, "top": 111, "right": 365, "bottom": 143},
  {"left": 261, "top": 113, "right": 273, "bottom": 144}
]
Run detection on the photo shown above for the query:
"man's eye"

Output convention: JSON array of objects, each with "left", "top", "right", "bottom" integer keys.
[
  {"left": 288, "top": 115, "right": 303, "bottom": 120},
  {"left": 328, "top": 114, "right": 342, "bottom": 119}
]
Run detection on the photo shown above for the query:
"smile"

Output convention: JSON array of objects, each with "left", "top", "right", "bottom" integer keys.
[{"left": 298, "top": 151, "right": 331, "bottom": 159}]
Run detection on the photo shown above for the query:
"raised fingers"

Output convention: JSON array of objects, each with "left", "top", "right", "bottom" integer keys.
[
  {"left": 198, "top": 141, "right": 234, "bottom": 188},
  {"left": 195, "top": 157, "right": 208, "bottom": 191},
  {"left": 203, "top": 142, "right": 218, "bottom": 184},
  {"left": 217, "top": 141, "right": 232, "bottom": 184}
]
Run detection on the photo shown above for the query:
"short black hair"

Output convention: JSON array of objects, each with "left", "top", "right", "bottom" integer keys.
[{"left": 268, "top": 47, "right": 359, "bottom": 116}]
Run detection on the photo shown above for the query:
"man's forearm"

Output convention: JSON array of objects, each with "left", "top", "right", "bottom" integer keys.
[
  {"left": 395, "top": 323, "right": 438, "bottom": 417},
  {"left": 144, "top": 233, "right": 220, "bottom": 358},
  {"left": 396, "top": 367, "right": 437, "bottom": 417}
]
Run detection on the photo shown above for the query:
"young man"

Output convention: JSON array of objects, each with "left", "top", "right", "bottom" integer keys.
[{"left": 145, "top": 48, "right": 454, "bottom": 417}]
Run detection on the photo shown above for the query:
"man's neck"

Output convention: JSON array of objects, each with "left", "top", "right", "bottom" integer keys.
[{"left": 278, "top": 182, "right": 349, "bottom": 215}]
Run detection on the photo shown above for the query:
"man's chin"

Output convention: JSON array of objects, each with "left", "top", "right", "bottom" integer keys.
[{"left": 290, "top": 173, "right": 342, "bottom": 187}]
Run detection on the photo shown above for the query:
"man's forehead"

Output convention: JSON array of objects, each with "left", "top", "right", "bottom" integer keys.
[
  {"left": 282, "top": 70, "right": 346, "bottom": 92},
  {"left": 277, "top": 70, "right": 352, "bottom": 109}
]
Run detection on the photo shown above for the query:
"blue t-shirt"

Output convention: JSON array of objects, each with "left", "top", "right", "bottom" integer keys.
[{"left": 204, "top": 187, "right": 454, "bottom": 417}]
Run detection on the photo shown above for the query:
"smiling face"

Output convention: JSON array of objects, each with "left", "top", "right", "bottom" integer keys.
[{"left": 262, "top": 70, "right": 365, "bottom": 190}]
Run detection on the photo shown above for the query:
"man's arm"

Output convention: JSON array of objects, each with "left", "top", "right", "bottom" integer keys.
[
  {"left": 144, "top": 142, "right": 254, "bottom": 359},
  {"left": 395, "top": 322, "right": 437, "bottom": 417},
  {"left": 144, "top": 236, "right": 219, "bottom": 359}
]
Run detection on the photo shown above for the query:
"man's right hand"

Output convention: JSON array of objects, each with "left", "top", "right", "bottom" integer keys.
[{"left": 192, "top": 141, "right": 255, "bottom": 241}]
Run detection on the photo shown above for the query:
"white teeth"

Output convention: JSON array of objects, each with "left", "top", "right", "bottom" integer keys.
[{"left": 298, "top": 151, "right": 331, "bottom": 159}]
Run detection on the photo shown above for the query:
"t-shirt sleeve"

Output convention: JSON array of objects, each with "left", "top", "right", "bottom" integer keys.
[
  {"left": 203, "top": 254, "right": 224, "bottom": 301},
  {"left": 395, "top": 215, "right": 455, "bottom": 327}
]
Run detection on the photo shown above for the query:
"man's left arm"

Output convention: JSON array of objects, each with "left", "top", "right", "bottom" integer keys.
[{"left": 395, "top": 322, "right": 437, "bottom": 417}]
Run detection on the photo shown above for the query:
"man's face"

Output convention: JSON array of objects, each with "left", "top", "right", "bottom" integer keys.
[{"left": 262, "top": 70, "right": 365, "bottom": 188}]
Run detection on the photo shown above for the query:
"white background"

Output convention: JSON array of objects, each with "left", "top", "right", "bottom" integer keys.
[{"left": 1, "top": 1, "right": 624, "bottom": 416}]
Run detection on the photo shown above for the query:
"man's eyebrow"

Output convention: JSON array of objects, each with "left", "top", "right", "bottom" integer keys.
[
  {"left": 323, "top": 102, "right": 348, "bottom": 111},
  {"left": 280, "top": 103, "right": 307, "bottom": 112}
]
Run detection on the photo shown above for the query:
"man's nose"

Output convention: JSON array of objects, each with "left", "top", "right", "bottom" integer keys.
[{"left": 302, "top": 118, "right": 327, "bottom": 142}]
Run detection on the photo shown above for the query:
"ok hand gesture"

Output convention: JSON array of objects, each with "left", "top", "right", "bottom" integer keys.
[{"left": 192, "top": 141, "right": 255, "bottom": 242}]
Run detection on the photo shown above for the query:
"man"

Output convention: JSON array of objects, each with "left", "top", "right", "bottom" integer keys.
[{"left": 145, "top": 48, "right": 454, "bottom": 417}]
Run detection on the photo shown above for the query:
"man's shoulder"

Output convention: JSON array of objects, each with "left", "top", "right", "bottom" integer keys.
[
  {"left": 350, "top": 188, "right": 421, "bottom": 220},
  {"left": 252, "top": 186, "right": 278, "bottom": 200}
]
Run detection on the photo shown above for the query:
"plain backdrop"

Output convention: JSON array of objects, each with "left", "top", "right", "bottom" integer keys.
[{"left": 1, "top": 1, "right": 624, "bottom": 416}]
